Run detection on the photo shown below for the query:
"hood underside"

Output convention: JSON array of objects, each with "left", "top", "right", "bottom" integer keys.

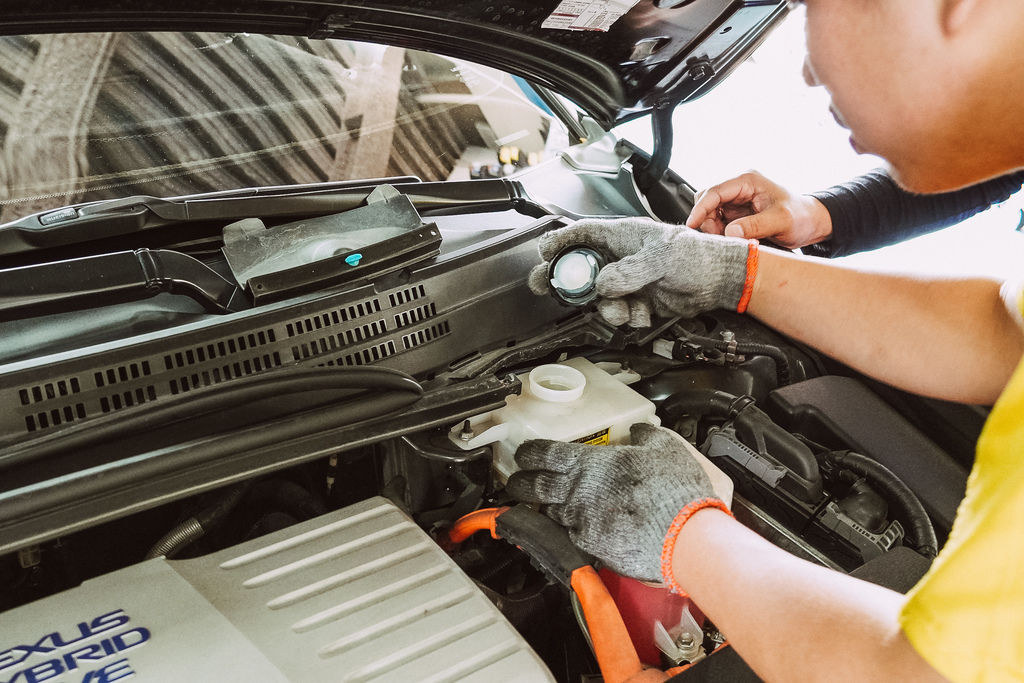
[{"left": 0, "top": 0, "right": 787, "bottom": 128}]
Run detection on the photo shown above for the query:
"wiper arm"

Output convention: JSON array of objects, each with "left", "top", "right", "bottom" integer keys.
[
  {"left": 0, "top": 177, "right": 520, "bottom": 257},
  {"left": 0, "top": 248, "right": 247, "bottom": 320},
  {"left": 0, "top": 191, "right": 369, "bottom": 257},
  {"left": 0, "top": 196, "right": 176, "bottom": 257}
]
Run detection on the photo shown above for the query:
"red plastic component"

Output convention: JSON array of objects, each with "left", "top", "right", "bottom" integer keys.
[{"left": 598, "top": 568, "right": 704, "bottom": 667}]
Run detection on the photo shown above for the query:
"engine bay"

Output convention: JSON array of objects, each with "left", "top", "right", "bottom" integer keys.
[{"left": 0, "top": 162, "right": 976, "bottom": 681}]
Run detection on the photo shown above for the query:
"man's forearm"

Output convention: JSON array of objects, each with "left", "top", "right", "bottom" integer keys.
[
  {"left": 746, "top": 248, "right": 1023, "bottom": 404},
  {"left": 806, "top": 169, "right": 1024, "bottom": 258},
  {"left": 671, "top": 509, "right": 947, "bottom": 683}
]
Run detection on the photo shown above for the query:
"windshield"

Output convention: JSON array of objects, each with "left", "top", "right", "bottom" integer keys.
[{"left": 0, "top": 32, "right": 572, "bottom": 222}]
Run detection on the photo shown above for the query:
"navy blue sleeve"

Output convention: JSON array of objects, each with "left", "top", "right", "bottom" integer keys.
[{"left": 803, "top": 169, "right": 1024, "bottom": 257}]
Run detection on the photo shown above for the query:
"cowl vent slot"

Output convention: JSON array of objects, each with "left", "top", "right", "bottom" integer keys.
[
  {"left": 291, "top": 319, "right": 388, "bottom": 362},
  {"left": 402, "top": 320, "right": 451, "bottom": 350},
  {"left": 342, "top": 340, "right": 398, "bottom": 366},
  {"left": 285, "top": 297, "right": 382, "bottom": 338},
  {"left": 388, "top": 285, "right": 425, "bottom": 308},
  {"left": 100, "top": 386, "right": 158, "bottom": 413},
  {"left": 315, "top": 340, "right": 399, "bottom": 367},
  {"left": 18, "top": 378, "right": 82, "bottom": 406},
  {"left": 169, "top": 352, "right": 283, "bottom": 395},
  {"left": 394, "top": 303, "right": 436, "bottom": 329},
  {"left": 164, "top": 329, "right": 277, "bottom": 371},
  {"left": 94, "top": 361, "right": 152, "bottom": 389},
  {"left": 25, "top": 403, "right": 87, "bottom": 433}
]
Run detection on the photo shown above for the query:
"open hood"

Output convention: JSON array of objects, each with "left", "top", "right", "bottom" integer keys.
[{"left": 0, "top": 0, "right": 788, "bottom": 129}]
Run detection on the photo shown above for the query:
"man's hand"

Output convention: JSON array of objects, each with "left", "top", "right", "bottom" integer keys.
[
  {"left": 505, "top": 423, "right": 719, "bottom": 582},
  {"left": 685, "top": 171, "right": 833, "bottom": 250},
  {"left": 528, "top": 217, "right": 755, "bottom": 327}
]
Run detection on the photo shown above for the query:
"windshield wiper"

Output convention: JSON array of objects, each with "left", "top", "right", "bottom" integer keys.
[
  {"left": 0, "top": 248, "right": 247, "bottom": 320},
  {"left": 0, "top": 178, "right": 522, "bottom": 258},
  {"left": 0, "top": 184, "right": 394, "bottom": 257}
]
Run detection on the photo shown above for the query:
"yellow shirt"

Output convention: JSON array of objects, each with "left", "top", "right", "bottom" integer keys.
[{"left": 900, "top": 285, "right": 1024, "bottom": 682}]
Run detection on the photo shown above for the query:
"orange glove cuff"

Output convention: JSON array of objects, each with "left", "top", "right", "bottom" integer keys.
[
  {"left": 736, "top": 239, "right": 759, "bottom": 314},
  {"left": 660, "top": 497, "right": 733, "bottom": 595}
]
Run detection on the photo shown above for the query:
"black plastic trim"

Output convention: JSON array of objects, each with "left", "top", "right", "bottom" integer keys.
[
  {"left": 0, "top": 249, "right": 245, "bottom": 320},
  {"left": 0, "top": 373, "right": 518, "bottom": 554}
]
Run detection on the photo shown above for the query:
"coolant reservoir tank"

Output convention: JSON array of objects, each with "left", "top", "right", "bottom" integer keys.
[{"left": 448, "top": 357, "right": 732, "bottom": 504}]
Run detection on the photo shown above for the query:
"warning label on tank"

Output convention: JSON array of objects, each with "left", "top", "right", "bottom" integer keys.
[
  {"left": 542, "top": 0, "right": 640, "bottom": 32},
  {"left": 573, "top": 428, "right": 611, "bottom": 445}
]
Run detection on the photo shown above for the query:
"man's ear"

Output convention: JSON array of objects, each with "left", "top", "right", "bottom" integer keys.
[{"left": 940, "top": 0, "right": 982, "bottom": 36}]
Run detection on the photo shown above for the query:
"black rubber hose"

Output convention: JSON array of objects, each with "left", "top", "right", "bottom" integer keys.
[
  {"left": 828, "top": 450, "right": 938, "bottom": 558},
  {"left": 195, "top": 482, "right": 251, "bottom": 528},
  {"left": 0, "top": 366, "right": 423, "bottom": 470},
  {"left": 731, "top": 341, "right": 792, "bottom": 385},
  {"left": 662, "top": 388, "right": 753, "bottom": 419},
  {"left": 244, "top": 479, "right": 328, "bottom": 522},
  {"left": 683, "top": 333, "right": 792, "bottom": 385}
]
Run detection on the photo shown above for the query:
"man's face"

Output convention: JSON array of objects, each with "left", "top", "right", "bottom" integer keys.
[{"left": 799, "top": 0, "right": 1000, "bottom": 192}]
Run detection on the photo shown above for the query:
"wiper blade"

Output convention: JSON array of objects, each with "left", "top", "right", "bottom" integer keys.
[
  {"left": 0, "top": 248, "right": 247, "bottom": 320},
  {"left": 0, "top": 177, "right": 520, "bottom": 257},
  {"left": 0, "top": 189, "right": 375, "bottom": 257},
  {"left": 0, "top": 177, "right": 420, "bottom": 257}
]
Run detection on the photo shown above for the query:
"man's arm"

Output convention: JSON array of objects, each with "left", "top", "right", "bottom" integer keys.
[
  {"left": 671, "top": 509, "right": 949, "bottom": 683},
  {"left": 532, "top": 219, "right": 1024, "bottom": 403},
  {"left": 806, "top": 169, "right": 1024, "bottom": 257},
  {"left": 748, "top": 248, "right": 1024, "bottom": 404},
  {"left": 686, "top": 169, "right": 1024, "bottom": 256}
]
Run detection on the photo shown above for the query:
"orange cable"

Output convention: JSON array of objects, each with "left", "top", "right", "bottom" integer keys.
[
  {"left": 570, "top": 565, "right": 645, "bottom": 683},
  {"left": 448, "top": 510, "right": 652, "bottom": 683},
  {"left": 446, "top": 507, "right": 510, "bottom": 545}
]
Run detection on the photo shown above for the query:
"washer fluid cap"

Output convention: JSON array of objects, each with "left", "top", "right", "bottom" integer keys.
[
  {"left": 529, "top": 364, "right": 586, "bottom": 402},
  {"left": 553, "top": 251, "right": 595, "bottom": 290},
  {"left": 548, "top": 244, "right": 606, "bottom": 306}
]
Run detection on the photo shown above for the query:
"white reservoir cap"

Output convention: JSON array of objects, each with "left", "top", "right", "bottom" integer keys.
[
  {"left": 529, "top": 364, "right": 586, "bottom": 402},
  {"left": 550, "top": 250, "right": 599, "bottom": 293}
]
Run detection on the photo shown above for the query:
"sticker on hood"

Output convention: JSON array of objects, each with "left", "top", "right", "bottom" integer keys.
[{"left": 542, "top": 0, "right": 640, "bottom": 32}]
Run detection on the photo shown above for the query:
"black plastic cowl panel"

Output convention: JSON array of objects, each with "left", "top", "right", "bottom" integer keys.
[{"left": 0, "top": 215, "right": 566, "bottom": 444}]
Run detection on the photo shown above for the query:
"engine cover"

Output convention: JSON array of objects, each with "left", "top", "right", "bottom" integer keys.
[{"left": 0, "top": 498, "right": 553, "bottom": 682}]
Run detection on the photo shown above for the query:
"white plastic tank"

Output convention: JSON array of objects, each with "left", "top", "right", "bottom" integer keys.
[{"left": 449, "top": 357, "right": 732, "bottom": 504}]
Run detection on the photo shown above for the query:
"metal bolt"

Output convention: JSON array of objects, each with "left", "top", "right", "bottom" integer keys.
[
  {"left": 459, "top": 419, "right": 474, "bottom": 442},
  {"left": 719, "top": 329, "right": 736, "bottom": 342},
  {"left": 673, "top": 630, "right": 702, "bottom": 662},
  {"left": 687, "top": 59, "right": 715, "bottom": 82}
]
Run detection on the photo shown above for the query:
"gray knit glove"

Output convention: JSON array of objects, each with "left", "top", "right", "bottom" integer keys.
[
  {"left": 528, "top": 218, "right": 754, "bottom": 327},
  {"left": 505, "top": 423, "right": 717, "bottom": 582}
]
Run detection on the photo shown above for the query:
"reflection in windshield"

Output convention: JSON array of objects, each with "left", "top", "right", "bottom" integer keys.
[{"left": 0, "top": 32, "right": 568, "bottom": 222}]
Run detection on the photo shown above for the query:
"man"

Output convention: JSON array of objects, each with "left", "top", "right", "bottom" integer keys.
[{"left": 509, "top": 1, "right": 1024, "bottom": 680}]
